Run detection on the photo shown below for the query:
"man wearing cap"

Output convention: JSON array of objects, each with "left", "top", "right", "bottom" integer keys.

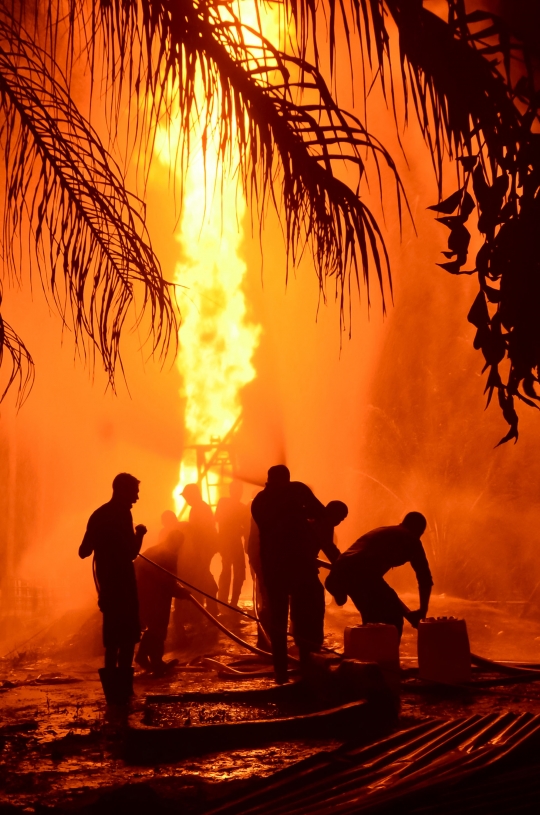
[
  {"left": 325, "top": 512, "right": 433, "bottom": 640},
  {"left": 79, "top": 472, "right": 146, "bottom": 703}
]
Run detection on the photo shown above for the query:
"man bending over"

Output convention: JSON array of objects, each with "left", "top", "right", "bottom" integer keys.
[{"left": 325, "top": 512, "right": 432, "bottom": 640}]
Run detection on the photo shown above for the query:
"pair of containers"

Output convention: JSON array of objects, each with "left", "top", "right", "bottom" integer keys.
[{"left": 344, "top": 616, "right": 471, "bottom": 685}]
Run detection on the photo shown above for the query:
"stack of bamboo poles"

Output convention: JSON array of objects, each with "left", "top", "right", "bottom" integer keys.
[{"left": 206, "top": 712, "right": 540, "bottom": 815}]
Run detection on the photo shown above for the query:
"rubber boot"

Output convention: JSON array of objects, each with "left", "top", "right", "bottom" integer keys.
[
  {"left": 99, "top": 667, "right": 118, "bottom": 705},
  {"left": 98, "top": 667, "right": 134, "bottom": 705},
  {"left": 116, "top": 667, "right": 134, "bottom": 702}
]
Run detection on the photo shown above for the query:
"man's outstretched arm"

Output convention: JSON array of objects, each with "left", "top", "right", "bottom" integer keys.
[
  {"left": 79, "top": 537, "right": 93, "bottom": 559},
  {"left": 320, "top": 536, "right": 341, "bottom": 564},
  {"left": 325, "top": 560, "right": 348, "bottom": 607}
]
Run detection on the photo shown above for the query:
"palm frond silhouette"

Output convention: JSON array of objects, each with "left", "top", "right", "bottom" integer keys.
[
  {"left": 290, "top": 0, "right": 540, "bottom": 442},
  {"left": 0, "top": 1, "right": 538, "bottom": 442},
  {"left": 0, "top": 4, "right": 179, "bottom": 396}
]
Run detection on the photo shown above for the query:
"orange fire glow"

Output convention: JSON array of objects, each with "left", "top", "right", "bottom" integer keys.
[
  {"left": 154, "top": 2, "right": 281, "bottom": 511},
  {"left": 155, "top": 130, "right": 260, "bottom": 510}
]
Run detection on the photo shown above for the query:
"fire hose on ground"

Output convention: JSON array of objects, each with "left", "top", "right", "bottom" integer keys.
[
  {"left": 140, "top": 553, "right": 540, "bottom": 681},
  {"left": 137, "top": 553, "right": 299, "bottom": 665},
  {"left": 4, "top": 552, "right": 539, "bottom": 686},
  {"left": 138, "top": 553, "right": 277, "bottom": 660},
  {"left": 317, "top": 557, "right": 540, "bottom": 681}
]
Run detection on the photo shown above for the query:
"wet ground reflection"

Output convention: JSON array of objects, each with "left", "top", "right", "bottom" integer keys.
[{"left": 1, "top": 595, "right": 540, "bottom": 812}]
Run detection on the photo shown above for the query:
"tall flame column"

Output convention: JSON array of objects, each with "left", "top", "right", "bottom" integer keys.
[{"left": 156, "top": 133, "right": 260, "bottom": 512}]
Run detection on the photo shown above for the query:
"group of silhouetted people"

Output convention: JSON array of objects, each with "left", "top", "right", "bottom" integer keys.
[{"left": 80, "top": 466, "right": 433, "bottom": 700}]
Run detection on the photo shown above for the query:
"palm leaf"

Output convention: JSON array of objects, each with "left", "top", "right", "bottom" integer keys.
[
  {"left": 64, "top": 0, "right": 408, "bottom": 323},
  {"left": 286, "top": 0, "right": 540, "bottom": 442},
  {"left": 0, "top": 304, "right": 33, "bottom": 405},
  {"left": 0, "top": 7, "right": 177, "bottom": 395}
]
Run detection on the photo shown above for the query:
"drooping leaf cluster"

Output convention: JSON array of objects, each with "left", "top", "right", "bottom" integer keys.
[
  {"left": 0, "top": 291, "right": 33, "bottom": 403},
  {"left": 421, "top": 5, "right": 540, "bottom": 444},
  {"left": 0, "top": 2, "right": 178, "bottom": 397},
  {"left": 74, "top": 0, "right": 405, "bottom": 319},
  {"left": 289, "top": 0, "right": 540, "bottom": 441}
]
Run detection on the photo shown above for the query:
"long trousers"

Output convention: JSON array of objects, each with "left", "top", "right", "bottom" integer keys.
[
  {"left": 102, "top": 605, "right": 140, "bottom": 649},
  {"left": 105, "top": 644, "right": 135, "bottom": 669},
  {"left": 349, "top": 577, "right": 404, "bottom": 640},
  {"left": 218, "top": 547, "right": 246, "bottom": 607},
  {"left": 265, "top": 572, "right": 326, "bottom": 677}
]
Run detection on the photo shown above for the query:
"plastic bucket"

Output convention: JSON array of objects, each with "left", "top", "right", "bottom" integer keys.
[{"left": 344, "top": 624, "right": 400, "bottom": 694}]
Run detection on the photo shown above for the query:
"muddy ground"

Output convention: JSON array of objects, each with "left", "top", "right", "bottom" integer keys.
[{"left": 1, "top": 594, "right": 540, "bottom": 814}]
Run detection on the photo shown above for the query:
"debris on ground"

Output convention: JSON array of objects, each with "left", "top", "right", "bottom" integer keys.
[{"left": 1, "top": 594, "right": 540, "bottom": 813}]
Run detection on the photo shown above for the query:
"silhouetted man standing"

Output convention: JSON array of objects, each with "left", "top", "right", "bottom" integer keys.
[
  {"left": 79, "top": 472, "right": 146, "bottom": 704},
  {"left": 216, "top": 481, "right": 249, "bottom": 610},
  {"left": 251, "top": 465, "right": 326, "bottom": 683},
  {"left": 325, "top": 512, "right": 433, "bottom": 640},
  {"left": 182, "top": 483, "right": 219, "bottom": 616}
]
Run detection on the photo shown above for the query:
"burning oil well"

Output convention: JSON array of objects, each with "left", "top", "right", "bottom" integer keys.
[{"left": 2, "top": 1, "right": 540, "bottom": 814}]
